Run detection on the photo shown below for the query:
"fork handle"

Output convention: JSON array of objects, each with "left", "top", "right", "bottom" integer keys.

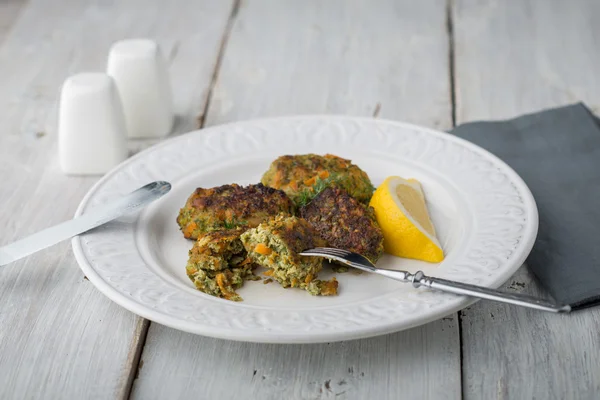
[{"left": 379, "top": 270, "right": 570, "bottom": 313}]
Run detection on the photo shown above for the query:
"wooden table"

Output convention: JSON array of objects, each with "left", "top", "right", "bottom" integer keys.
[{"left": 1, "top": 1, "right": 599, "bottom": 399}]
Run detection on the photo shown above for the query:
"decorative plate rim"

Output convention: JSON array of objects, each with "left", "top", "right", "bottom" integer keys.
[{"left": 72, "top": 115, "right": 538, "bottom": 343}]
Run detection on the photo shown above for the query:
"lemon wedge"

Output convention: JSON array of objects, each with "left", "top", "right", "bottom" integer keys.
[{"left": 369, "top": 176, "right": 444, "bottom": 263}]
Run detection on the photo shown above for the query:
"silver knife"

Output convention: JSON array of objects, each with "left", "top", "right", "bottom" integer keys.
[{"left": 0, "top": 181, "right": 171, "bottom": 267}]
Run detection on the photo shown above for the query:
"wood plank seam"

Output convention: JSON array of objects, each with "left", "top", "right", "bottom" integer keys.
[
  {"left": 197, "top": 0, "right": 242, "bottom": 129},
  {"left": 446, "top": 0, "right": 457, "bottom": 128},
  {"left": 125, "top": 2, "right": 242, "bottom": 398},
  {"left": 446, "top": 1, "right": 465, "bottom": 399},
  {"left": 121, "top": 320, "right": 151, "bottom": 400},
  {"left": 0, "top": 0, "right": 28, "bottom": 47}
]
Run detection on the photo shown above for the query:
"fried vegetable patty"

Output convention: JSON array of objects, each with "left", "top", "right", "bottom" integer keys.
[
  {"left": 177, "top": 183, "right": 294, "bottom": 239},
  {"left": 186, "top": 229, "right": 258, "bottom": 301},
  {"left": 187, "top": 229, "right": 247, "bottom": 272},
  {"left": 300, "top": 187, "right": 384, "bottom": 263},
  {"left": 186, "top": 264, "right": 256, "bottom": 302},
  {"left": 240, "top": 214, "right": 338, "bottom": 296},
  {"left": 261, "top": 154, "right": 374, "bottom": 207}
]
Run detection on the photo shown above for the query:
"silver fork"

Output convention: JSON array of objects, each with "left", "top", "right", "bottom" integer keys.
[{"left": 299, "top": 247, "right": 571, "bottom": 313}]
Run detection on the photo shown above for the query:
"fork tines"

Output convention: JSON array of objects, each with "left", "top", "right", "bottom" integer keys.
[{"left": 303, "top": 247, "right": 351, "bottom": 256}]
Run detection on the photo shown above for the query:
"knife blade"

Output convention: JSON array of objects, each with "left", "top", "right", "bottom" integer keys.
[{"left": 0, "top": 181, "right": 171, "bottom": 267}]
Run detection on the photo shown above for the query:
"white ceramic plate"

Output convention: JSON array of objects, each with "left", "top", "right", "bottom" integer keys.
[{"left": 72, "top": 116, "right": 538, "bottom": 343}]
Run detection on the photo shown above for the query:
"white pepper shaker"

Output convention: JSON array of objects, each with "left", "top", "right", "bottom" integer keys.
[
  {"left": 107, "top": 39, "right": 173, "bottom": 138},
  {"left": 58, "top": 73, "right": 128, "bottom": 175}
]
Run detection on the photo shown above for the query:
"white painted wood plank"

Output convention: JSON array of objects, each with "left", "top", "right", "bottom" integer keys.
[
  {"left": 453, "top": 1, "right": 600, "bottom": 398},
  {"left": 0, "top": 0, "right": 232, "bottom": 398},
  {"left": 133, "top": 1, "right": 460, "bottom": 399},
  {"left": 454, "top": 0, "right": 600, "bottom": 121},
  {"left": 206, "top": 0, "right": 453, "bottom": 130},
  {"left": 136, "top": 317, "right": 459, "bottom": 400}
]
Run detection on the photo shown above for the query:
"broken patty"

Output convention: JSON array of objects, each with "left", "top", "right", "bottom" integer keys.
[
  {"left": 185, "top": 229, "right": 259, "bottom": 301},
  {"left": 300, "top": 186, "right": 384, "bottom": 263},
  {"left": 240, "top": 214, "right": 338, "bottom": 296},
  {"left": 186, "top": 229, "right": 248, "bottom": 272},
  {"left": 177, "top": 183, "right": 294, "bottom": 240},
  {"left": 186, "top": 264, "right": 257, "bottom": 302}
]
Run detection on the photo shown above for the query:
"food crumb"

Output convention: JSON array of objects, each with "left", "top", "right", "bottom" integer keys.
[
  {"left": 263, "top": 278, "right": 273, "bottom": 284},
  {"left": 332, "top": 265, "right": 349, "bottom": 273}
]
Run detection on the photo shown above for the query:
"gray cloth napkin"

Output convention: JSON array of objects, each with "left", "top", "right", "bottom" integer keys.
[{"left": 450, "top": 103, "right": 600, "bottom": 310}]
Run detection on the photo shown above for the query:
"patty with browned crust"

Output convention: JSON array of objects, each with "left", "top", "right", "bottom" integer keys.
[
  {"left": 261, "top": 154, "right": 374, "bottom": 207},
  {"left": 177, "top": 183, "right": 294, "bottom": 240},
  {"left": 300, "top": 186, "right": 384, "bottom": 263}
]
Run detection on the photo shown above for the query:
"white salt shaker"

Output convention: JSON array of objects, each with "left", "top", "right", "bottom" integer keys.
[
  {"left": 58, "top": 73, "right": 128, "bottom": 175},
  {"left": 107, "top": 39, "right": 173, "bottom": 138}
]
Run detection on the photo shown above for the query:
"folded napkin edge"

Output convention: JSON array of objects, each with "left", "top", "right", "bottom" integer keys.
[{"left": 448, "top": 102, "right": 592, "bottom": 133}]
